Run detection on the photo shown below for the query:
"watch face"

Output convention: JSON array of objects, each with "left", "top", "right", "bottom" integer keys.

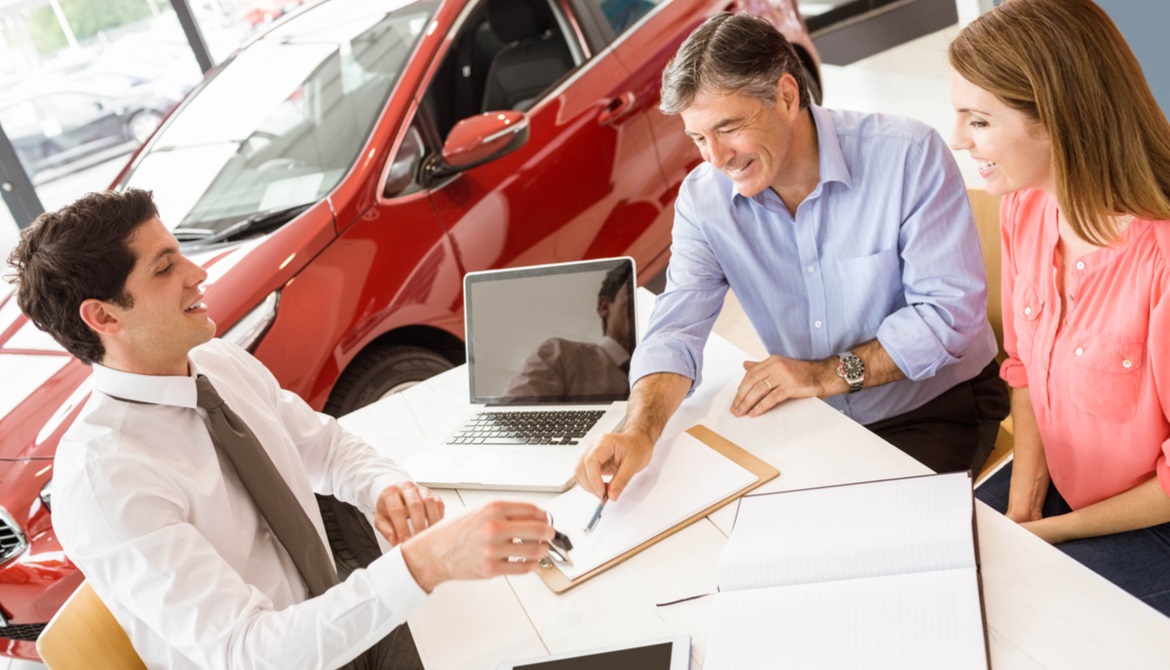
[{"left": 841, "top": 355, "right": 864, "bottom": 380}]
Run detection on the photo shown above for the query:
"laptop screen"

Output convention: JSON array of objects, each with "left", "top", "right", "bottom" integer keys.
[{"left": 464, "top": 258, "right": 636, "bottom": 405}]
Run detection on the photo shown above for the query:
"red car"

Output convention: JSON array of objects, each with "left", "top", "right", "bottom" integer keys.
[
  {"left": 0, "top": 0, "right": 818, "bottom": 659},
  {"left": 243, "top": 0, "right": 306, "bottom": 27}
]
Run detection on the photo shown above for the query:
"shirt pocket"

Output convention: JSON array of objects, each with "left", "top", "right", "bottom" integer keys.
[
  {"left": 1067, "top": 333, "right": 1145, "bottom": 422},
  {"left": 1011, "top": 280, "right": 1044, "bottom": 366},
  {"left": 832, "top": 247, "right": 901, "bottom": 331}
]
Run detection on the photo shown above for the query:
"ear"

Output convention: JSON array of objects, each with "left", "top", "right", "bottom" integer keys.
[
  {"left": 775, "top": 73, "right": 801, "bottom": 118},
  {"left": 597, "top": 296, "right": 610, "bottom": 318},
  {"left": 79, "top": 298, "right": 122, "bottom": 337}
]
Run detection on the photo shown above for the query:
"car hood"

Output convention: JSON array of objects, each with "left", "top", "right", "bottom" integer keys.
[{"left": 0, "top": 242, "right": 261, "bottom": 463}]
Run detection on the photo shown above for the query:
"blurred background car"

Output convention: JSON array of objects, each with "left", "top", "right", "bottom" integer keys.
[
  {"left": 244, "top": 0, "right": 307, "bottom": 27},
  {"left": 0, "top": 81, "right": 180, "bottom": 183},
  {"left": 0, "top": 0, "right": 819, "bottom": 660}
]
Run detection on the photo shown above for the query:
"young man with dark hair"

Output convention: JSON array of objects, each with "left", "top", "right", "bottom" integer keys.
[{"left": 8, "top": 189, "right": 553, "bottom": 669}]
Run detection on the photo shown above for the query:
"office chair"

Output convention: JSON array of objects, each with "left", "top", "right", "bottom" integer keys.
[{"left": 37, "top": 581, "right": 147, "bottom": 670}]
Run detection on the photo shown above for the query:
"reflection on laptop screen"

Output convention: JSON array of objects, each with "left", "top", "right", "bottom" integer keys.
[{"left": 465, "top": 258, "right": 636, "bottom": 405}]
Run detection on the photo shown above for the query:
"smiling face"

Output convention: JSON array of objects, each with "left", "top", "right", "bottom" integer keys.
[
  {"left": 85, "top": 216, "right": 216, "bottom": 375},
  {"left": 680, "top": 78, "right": 802, "bottom": 198},
  {"left": 949, "top": 70, "right": 1055, "bottom": 197}
]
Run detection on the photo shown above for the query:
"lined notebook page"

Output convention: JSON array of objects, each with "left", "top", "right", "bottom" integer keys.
[
  {"left": 543, "top": 431, "right": 757, "bottom": 580},
  {"left": 704, "top": 568, "right": 987, "bottom": 670},
  {"left": 717, "top": 472, "right": 976, "bottom": 592}
]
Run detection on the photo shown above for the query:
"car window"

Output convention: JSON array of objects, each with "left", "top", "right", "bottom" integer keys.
[
  {"left": 120, "top": 0, "right": 437, "bottom": 236},
  {"left": 38, "top": 92, "right": 109, "bottom": 129},
  {"left": 586, "top": 0, "right": 663, "bottom": 38},
  {"left": 383, "top": 0, "right": 581, "bottom": 199},
  {"left": 421, "top": 0, "right": 579, "bottom": 140}
]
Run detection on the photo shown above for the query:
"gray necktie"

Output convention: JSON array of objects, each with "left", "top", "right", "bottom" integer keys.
[{"left": 195, "top": 374, "right": 340, "bottom": 598}]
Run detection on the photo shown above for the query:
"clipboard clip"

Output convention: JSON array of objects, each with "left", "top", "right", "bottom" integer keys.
[
  {"left": 545, "top": 512, "right": 574, "bottom": 566},
  {"left": 549, "top": 529, "right": 574, "bottom": 565}
]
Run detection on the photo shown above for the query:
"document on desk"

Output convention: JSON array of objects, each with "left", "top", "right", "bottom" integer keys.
[
  {"left": 705, "top": 471, "right": 989, "bottom": 670},
  {"left": 542, "top": 431, "right": 759, "bottom": 580}
]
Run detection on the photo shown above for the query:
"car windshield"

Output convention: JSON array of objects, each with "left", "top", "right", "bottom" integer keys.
[{"left": 120, "top": 0, "right": 436, "bottom": 236}]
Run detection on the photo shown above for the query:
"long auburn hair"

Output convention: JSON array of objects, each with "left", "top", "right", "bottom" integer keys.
[{"left": 949, "top": 0, "right": 1170, "bottom": 245}]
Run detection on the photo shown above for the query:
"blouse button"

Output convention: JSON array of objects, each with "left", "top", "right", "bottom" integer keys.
[
  {"left": 1076, "top": 261, "right": 1086, "bottom": 271},
  {"left": 1123, "top": 359, "right": 1133, "bottom": 368},
  {"left": 1075, "top": 347, "right": 1084, "bottom": 356},
  {"left": 1024, "top": 306, "right": 1033, "bottom": 316}
]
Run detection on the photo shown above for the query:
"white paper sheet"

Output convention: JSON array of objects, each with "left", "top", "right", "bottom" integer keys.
[
  {"left": 543, "top": 431, "right": 758, "bottom": 580},
  {"left": 705, "top": 568, "right": 987, "bottom": 670},
  {"left": 717, "top": 471, "right": 977, "bottom": 592}
]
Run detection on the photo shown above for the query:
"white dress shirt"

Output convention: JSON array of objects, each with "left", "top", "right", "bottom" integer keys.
[{"left": 53, "top": 339, "right": 428, "bottom": 669}]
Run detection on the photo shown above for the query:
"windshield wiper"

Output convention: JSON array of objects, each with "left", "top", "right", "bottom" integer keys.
[{"left": 177, "top": 203, "right": 313, "bottom": 248}]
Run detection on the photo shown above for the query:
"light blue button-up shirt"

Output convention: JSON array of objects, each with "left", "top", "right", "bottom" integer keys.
[{"left": 631, "top": 105, "right": 998, "bottom": 425}]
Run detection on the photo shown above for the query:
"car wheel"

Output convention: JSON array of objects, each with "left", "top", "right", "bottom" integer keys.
[
  {"left": 323, "top": 344, "right": 454, "bottom": 418},
  {"left": 127, "top": 110, "right": 165, "bottom": 144},
  {"left": 319, "top": 344, "right": 453, "bottom": 577}
]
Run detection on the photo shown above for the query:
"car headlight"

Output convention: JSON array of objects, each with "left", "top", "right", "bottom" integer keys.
[
  {"left": 221, "top": 291, "right": 280, "bottom": 352},
  {"left": 40, "top": 479, "right": 52, "bottom": 512}
]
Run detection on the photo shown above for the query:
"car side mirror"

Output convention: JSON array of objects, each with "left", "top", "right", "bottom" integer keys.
[{"left": 425, "top": 111, "right": 528, "bottom": 182}]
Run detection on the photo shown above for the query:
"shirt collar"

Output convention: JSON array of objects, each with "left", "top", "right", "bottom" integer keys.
[
  {"left": 729, "top": 104, "right": 852, "bottom": 205},
  {"left": 91, "top": 360, "right": 201, "bottom": 409},
  {"left": 598, "top": 336, "right": 630, "bottom": 367},
  {"left": 809, "top": 105, "right": 852, "bottom": 190}
]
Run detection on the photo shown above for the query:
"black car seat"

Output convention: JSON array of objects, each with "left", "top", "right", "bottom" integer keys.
[{"left": 481, "top": 0, "right": 574, "bottom": 112}]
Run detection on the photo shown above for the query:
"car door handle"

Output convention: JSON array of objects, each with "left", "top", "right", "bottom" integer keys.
[{"left": 597, "top": 92, "right": 636, "bottom": 126}]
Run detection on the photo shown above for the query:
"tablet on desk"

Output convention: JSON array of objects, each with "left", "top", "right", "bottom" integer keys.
[{"left": 496, "top": 635, "right": 690, "bottom": 670}]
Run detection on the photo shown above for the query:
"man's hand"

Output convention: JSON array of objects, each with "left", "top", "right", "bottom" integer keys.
[
  {"left": 375, "top": 481, "right": 445, "bottom": 546},
  {"left": 575, "top": 430, "right": 655, "bottom": 502},
  {"left": 573, "top": 372, "right": 691, "bottom": 502},
  {"left": 732, "top": 355, "right": 837, "bottom": 417},
  {"left": 400, "top": 501, "right": 554, "bottom": 592}
]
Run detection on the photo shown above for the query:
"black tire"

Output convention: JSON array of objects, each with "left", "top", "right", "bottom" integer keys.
[
  {"left": 317, "top": 493, "right": 383, "bottom": 580},
  {"left": 319, "top": 345, "right": 453, "bottom": 577},
  {"left": 323, "top": 344, "right": 454, "bottom": 418}
]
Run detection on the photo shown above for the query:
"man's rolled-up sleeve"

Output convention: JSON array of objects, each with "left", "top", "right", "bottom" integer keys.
[{"left": 876, "top": 129, "right": 995, "bottom": 381}]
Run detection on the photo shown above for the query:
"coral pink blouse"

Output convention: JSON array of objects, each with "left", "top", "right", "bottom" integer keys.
[{"left": 1000, "top": 189, "right": 1170, "bottom": 509}]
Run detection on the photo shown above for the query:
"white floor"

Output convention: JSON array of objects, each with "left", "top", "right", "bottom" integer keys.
[{"left": 0, "top": 27, "right": 962, "bottom": 670}]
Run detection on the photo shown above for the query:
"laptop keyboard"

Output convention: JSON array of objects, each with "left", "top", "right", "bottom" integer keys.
[{"left": 447, "top": 410, "right": 606, "bottom": 445}]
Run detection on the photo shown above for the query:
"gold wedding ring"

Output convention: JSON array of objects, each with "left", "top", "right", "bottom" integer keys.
[{"left": 761, "top": 378, "right": 774, "bottom": 391}]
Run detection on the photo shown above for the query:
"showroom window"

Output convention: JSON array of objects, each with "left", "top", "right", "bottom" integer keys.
[{"left": 0, "top": 0, "right": 322, "bottom": 256}]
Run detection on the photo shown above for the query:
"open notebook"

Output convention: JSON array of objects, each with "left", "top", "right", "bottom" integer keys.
[{"left": 705, "top": 471, "right": 988, "bottom": 670}]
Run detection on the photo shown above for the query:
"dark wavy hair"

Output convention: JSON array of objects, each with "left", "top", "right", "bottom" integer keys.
[
  {"left": 6, "top": 189, "right": 158, "bottom": 364},
  {"left": 598, "top": 261, "right": 632, "bottom": 339}
]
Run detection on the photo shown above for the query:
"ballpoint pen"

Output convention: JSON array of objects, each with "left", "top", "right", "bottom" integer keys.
[{"left": 584, "top": 494, "right": 608, "bottom": 533}]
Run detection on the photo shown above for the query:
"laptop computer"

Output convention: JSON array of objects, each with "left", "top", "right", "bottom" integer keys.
[{"left": 405, "top": 257, "right": 636, "bottom": 492}]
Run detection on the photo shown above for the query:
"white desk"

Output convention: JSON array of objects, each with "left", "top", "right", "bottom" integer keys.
[{"left": 339, "top": 294, "right": 1170, "bottom": 669}]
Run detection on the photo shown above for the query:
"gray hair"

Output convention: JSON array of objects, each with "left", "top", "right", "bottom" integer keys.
[{"left": 659, "top": 12, "right": 809, "bottom": 115}]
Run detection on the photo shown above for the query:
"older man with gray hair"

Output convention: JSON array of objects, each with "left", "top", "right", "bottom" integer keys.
[{"left": 576, "top": 12, "right": 1007, "bottom": 502}]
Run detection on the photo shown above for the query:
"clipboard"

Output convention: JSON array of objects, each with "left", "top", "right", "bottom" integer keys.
[{"left": 535, "top": 424, "right": 779, "bottom": 593}]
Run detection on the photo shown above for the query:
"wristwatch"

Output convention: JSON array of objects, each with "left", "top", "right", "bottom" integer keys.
[{"left": 836, "top": 352, "right": 865, "bottom": 393}]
